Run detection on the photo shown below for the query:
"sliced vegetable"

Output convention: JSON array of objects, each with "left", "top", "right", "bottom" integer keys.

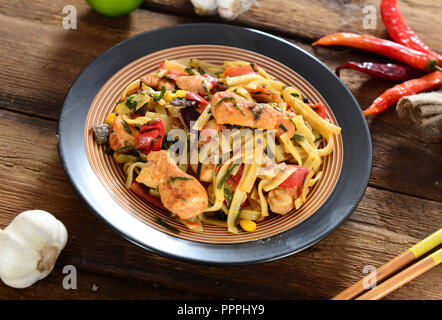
[
  {"left": 363, "top": 71, "right": 442, "bottom": 116},
  {"left": 313, "top": 33, "right": 441, "bottom": 72},
  {"left": 136, "top": 120, "right": 165, "bottom": 153},
  {"left": 380, "top": 0, "right": 442, "bottom": 65},
  {"left": 226, "top": 163, "right": 245, "bottom": 190},
  {"left": 335, "top": 62, "right": 423, "bottom": 81},
  {"left": 308, "top": 103, "right": 327, "bottom": 119},
  {"left": 223, "top": 64, "right": 257, "bottom": 78},
  {"left": 278, "top": 165, "right": 309, "bottom": 188}
]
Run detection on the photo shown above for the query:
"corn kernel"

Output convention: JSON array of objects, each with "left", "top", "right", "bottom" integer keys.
[
  {"left": 239, "top": 219, "right": 256, "bottom": 232},
  {"left": 175, "top": 90, "right": 187, "bottom": 98},
  {"left": 107, "top": 113, "right": 117, "bottom": 125},
  {"left": 163, "top": 91, "right": 176, "bottom": 102}
]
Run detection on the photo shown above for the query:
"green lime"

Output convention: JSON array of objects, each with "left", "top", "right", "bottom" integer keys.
[{"left": 85, "top": 0, "right": 144, "bottom": 17}]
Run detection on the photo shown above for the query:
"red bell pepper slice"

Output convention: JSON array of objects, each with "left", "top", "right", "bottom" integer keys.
[
  {"left": 223, "top": 64, "right": 258, "bottom": 78},
  {"left": 278, "top": 165, "right": 310, "bottom": 188},
  {"left": 136, "top": 120, "right": 165, "bottom": 153},
  {"left": 308, "top": 103, "right": 327, "bottom": 119},
  {"left": 185, "top": 91, "right": 208, "bottom": 105}
]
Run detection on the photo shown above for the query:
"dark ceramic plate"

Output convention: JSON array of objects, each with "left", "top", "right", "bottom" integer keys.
[{"left": 57, "top": 23, "right": 371, "bottom": 265}]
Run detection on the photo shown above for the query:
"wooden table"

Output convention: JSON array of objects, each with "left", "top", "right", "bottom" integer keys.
[{"left": 0, "top": 0, "right": 440, "bottom": 300}]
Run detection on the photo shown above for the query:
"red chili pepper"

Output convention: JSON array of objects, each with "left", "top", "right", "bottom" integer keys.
[
  {"left": 335, "top": 62, "right": 423, "bottom": 81},
  {"left": 380, "top": 0, "right": 442, "bottom": 65},
  {"left": 136, "top": 120, "right": 165, "bottom": 153},
  {"left": 278, "top": 166, "right": 309, "bottom": 188},
  {"left": 313, "top": 33, "right": 441, "bottom": 72},
  {"left": 308, "top": 103, "right": 327, "bottom": 119},
  {"left": 363, "top": 71, "right": 442, "bottom": 116}
]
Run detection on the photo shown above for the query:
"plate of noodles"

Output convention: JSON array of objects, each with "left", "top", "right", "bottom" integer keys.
[{"left": 58, "top": 24, "right": 371, "bottom": 265}]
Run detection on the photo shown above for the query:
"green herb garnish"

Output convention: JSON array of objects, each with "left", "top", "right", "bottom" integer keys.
[
  {"left": 279, "top": 123, "right": 288, "bottom": 132},
  {"left": 125, "top": 95, "right": 138, "bottom": 109},
  {"left": 167, "top": 176, "right": 193, "bottom": 184},
  {"left": 116, "top": 141, "right": 131, "bottom": 153},
  {"left": 224, "top": 186, "right": 233, "bottom": 206},
  {"left": 291, "top": 92, "right": 300, "bottom": 98},
  {"left": 154, "top": 85, "right": 166, "bottom": 101},
  {"left": 292, "top": 134, "right": 305, "bottom": 142},
  {"left": 215, "top": 97, "right": 245, "bottom": 116},
  {"left": 250, "top": 63, "right": 257, "bottom": 72},
  {"left": 196, "top": 162, "right": 202, "bottom": 178},
  {"left": 217, "top": 164, "right": 240, "bottom": 189},
  {"left": 121, "top": 121, "right": 132, "bottom": 134},
  {"left": 197, "top": 66, "right": 205, "bottom": 75},
  {"left": 163, "top": 74, "right": 174, "bottom": 81},
  {"left": 202, "top": 80, "right": 212, "bottom": 98},
  {"left": 185, "top": 67, "right": 195, "bottom": 75},
  {"left": 154, "top": 215, "right": 180, "bottom": 234}
]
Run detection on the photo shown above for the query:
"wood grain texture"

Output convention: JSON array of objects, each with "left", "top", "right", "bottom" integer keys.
[
  {"left": 142, "top": 0, "right": 442, "bottom": 52},
  {"left": 0, "top": 0, "right": 440, "bottom": 300},
  {"left": 0, "top": 109, "right": 440, "bottom": 299}
]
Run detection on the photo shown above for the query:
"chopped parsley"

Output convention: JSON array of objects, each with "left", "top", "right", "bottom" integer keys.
[
  {"left": 154, "top": 85, "right": 166, "bottom": 101},
  {"left": 167, "top": 176, "right": 193, "bottom": 184},
  {"left": 185, "top": 67, "right": 195, "bottom": 75},
  {"left": 292, "top": 134, "right": 305, "bottom": 142},
  {"left": 121, "top": 120, "right": 132, "bottom": 134},
  {"left": 202, "top": 80, "right": 212, "bottom": 98},
  {"left": 291, "top": 92, "right": 301, "bottom": 99},
  {"left": 154, "top": 215, "right": 180, "bottom": 234},
  {"left": 196, "top": 162, "right": 202, "bottom": 178},
  {"left": 116, "top": 141, "right": 131, "bottom": 153},
  {"left": 215, "top": 97, "right": 245, "bottom": 116},
  {"left": 125, "top": 95, "right": 138, "bottom": 109},
  {"left": 217, "top": 164, "right": 240, "bottom": 189},
  {"left": 197, "top": 66, "right": 206, "bottom": 75},
  {"left": 279, "top": 123, "right": 288, "bottom": 132}
]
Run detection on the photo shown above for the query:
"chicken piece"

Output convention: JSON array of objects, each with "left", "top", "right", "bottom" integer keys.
[
  {"left": 267, "top": 186, "right": 300, "bottom": 215},
  {"left": 176, "top": 75, "right": 213, "bottom": 96},
  {"left": 190, "top": 161, "right": 215, "bottom": 182},
  {"left": 211, "top": 91, "right": 295, "bottom": 137},
  {"left": 136, "top": 150, "right": 208, "bottom": 219},
  {"left": 108, "top": 115, "right": 137, "bottom": 152},
  {"left": 140, "top": 74, "right": 175, "bottom": 91}
]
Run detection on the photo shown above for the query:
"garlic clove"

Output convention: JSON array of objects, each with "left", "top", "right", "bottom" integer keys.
[
  {"left": 191, "top": 0, "right": 218, "bottom": 15},
  {"left": 217, "top": 0, "right": 253, "bottom": 21},
  {"left": 0, "top": 210, "right": 68, "bottom": 289}
]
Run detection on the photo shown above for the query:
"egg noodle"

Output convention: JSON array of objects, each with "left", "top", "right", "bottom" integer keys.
[{"left": 101, "top": 58, "right": 341, "bottom": 234}]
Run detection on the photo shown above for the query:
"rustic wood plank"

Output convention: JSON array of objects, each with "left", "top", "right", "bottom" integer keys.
[
  {"left": 0, "top": 1, "right": 440, "bottom": 201},
  {"left": 0, "top": 108, "right": 440, "bottom": 299},
  {"left": 0, "top": 265, "right": 203, "bottom": 299},
  {"left": 141, "top": 0, "right": 442, "bottom": 52},
  {"left": 0, "top": 0, "right": 193, "bottom": 120}
]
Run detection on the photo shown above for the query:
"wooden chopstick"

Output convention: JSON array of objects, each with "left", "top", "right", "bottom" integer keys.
[
  {"left": 355, "top": 248, "right": 441, "bottom": 300},
  {"left": 332, "top": 228, "right": 442, "bottom": 300}
]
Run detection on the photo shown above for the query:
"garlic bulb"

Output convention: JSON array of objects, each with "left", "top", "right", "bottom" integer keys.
[
  {"left": 191, "top": 0, "right": 257, "bottom": 20},
  {"left": 217, "top": 0, "right": 254, "bottom": 21},
  {"left": 0, "top": 210, "right": 68, "bottom": 289},
  {"left": 191, "top": 0, "right": 218, "bottom": 15}
]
